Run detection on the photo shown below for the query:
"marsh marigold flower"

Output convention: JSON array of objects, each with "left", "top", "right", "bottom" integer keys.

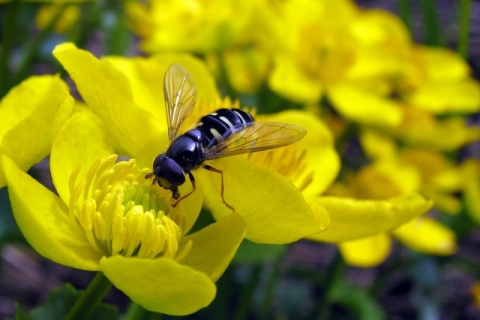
[{"left": 2, "top": 151, "right": 247, "bottom": 315}]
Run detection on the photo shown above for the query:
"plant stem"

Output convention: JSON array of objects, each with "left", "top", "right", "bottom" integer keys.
[
  {"left": 234, "top": 264, "right": 262, "bottom": 320},
  {"left": 65, "top": 272, "right": 113, "bottom": 320},
  {"left": 420, "top": 0, "right": 443, "bottom": 46},
  {"left": 0, "top": 2, "right": 19, "bottom": 97},
  {"left": 458, "top": 0, "right": 472, "bottom": 57},
  {"left": 123, "top": 302, "right": 163, "bottom": 320},
  {"left": 397, "top": 0, "right": 413, "bottom": 37},
  {"left": 11, "top": 4, "right": 67, "bottom": 88},
  {"left": 313, "top": 250, "right": 345, "bottom": 320}
]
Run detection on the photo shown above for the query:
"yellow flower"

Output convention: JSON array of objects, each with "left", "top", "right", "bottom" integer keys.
[
  {"left": 2, "top": 152, "right": 246, "bottom": 315},
  {"left": 35, "top": 2, "right": 81, "bottom": 33},
  {"left": 0, "top": 75, "right": 73, "bottom": 187},
  {"left": 471, "top": 282, "right": 480, "bottom": 309},
  {"left": 401, "top": 46, "right": 480, "bottom": 114},
  {"left": 383, "top": 105, "right": 480, "bottom": 151},
  {"left": 321, "top": 130, "right": 457, "bottom": 267},
  {"left": 2, "top": 43, "right": 253, "bottom": 315},
  {"left": 126, "top": 0, "right": 256, "bottom": 53},
  {"left": 268, "top": 0, "right": 408, "bottom": 127}
]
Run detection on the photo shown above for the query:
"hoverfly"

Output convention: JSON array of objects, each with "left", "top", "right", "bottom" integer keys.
[{"left": 146, "top": 63, "right": 307, "bottom": 210}]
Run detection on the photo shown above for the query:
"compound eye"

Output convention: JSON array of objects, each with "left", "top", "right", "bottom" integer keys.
[
  {"left": 153, "top": 154, "right": 167, "bottom": 170},
  {"left": 162, "top": 158, "right": 186, "bottom": 186}
]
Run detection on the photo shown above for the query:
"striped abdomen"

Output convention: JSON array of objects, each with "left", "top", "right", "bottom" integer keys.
[{"left": 197, "top": 108, "right": 254, "bottom": 148}]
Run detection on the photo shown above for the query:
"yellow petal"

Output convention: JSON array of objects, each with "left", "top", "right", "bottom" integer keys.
[
  {"left": 327, "top": 83, "right": 402, "bottom": 127},
  {"left": 392, "top": 217, "right": 456, "bottom": 255},
  {"left": 107, "top": 54, "right": 220, "bottom": 128},
  {"left": 339, "top": 233, "right": 391, "bottom": 268},
  {"left": 405, "top": 79, "right": 480, "bottom": 114},
  {"left": 100, "top": 256, "right": 216, "bottom": 315},
  {"left": 1, "top": 155, "right": 101, "bottom": 270},
  {"left": 413, "top": 46, "right": 470, "bottom": 82},
  {"left": 200, "top": 157, "right": 328, "bottom": 244},
  {"left": 471, "top": 282, "right": 480, "bottom": 308},
  {"left": 0, "top": 75, "right": 73, "bottom": 187},
  {"left": 389, "top": 107, "right": 480, "bottom": 151},
  {"left": 50, "top": 108, "right": 114, "bottom": 204},
  {"left": 52, "top": 42, "right": 162, "bottom": 157},
  {"left": 348, "top": 10, "right": 411, "bottom": 79},
  {"left": 269, "top": 54, "right": 324, "bottom": 103},
  {"left": 360, "top": 130, "right": 397, "bottom": 160},
  {"left": 308, "top": 193, "right": 433, "bottom": 242},
  {"left": 465, "top": 176, "right": 480, "bottom": 223},
  {"left": 181, "top": 212, "right": 246, "bottom": 281}
]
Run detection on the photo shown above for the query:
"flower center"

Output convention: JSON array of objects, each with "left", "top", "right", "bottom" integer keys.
[
  {"left": 68, "top": 155, "right": 186, "bottom": 259},
  {"left": 247, "top": 145, "right": 314, "bottom": 192}
]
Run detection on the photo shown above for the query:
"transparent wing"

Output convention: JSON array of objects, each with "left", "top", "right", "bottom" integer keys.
[
  {"left": 164, "top": 63, "right": 197, "bottom": 141},
  {"left": 202, "top": 122, "right": 307, "bottom": 160}
]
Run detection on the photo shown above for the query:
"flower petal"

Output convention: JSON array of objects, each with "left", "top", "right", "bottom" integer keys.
[
  {"left": 200, "top": 157, "right": 328, "bottom": 244},
  {"left": 392, "top": 217, "right": 456, "bottom": 255},
  {"left": 404, "top": 79, "right": 480, "bottom": 114},
  {"left": 269, "top": 54, "right": 324, "bottom": 103},
  {"left": 308, "top": 193, "right": 433, "bottom": 242},
  {"left": 107, "top": 54, "right": 220, "bottom": 124},
  {"left": 0, "top": 75, "right": 73, "bottom": 187},
  {"left": 339, "top": 233, "right": 391, "bottom": 268},
  {"left": 413, "top": 47, "right": 470, "bottom": 82},
  {"left": 1, "top": 155, "right": 101, "bottom": 270},
  {"left": 52, "top": 42, "right": 162, "bottom": 157},
  {"left": 100, "top": 255, "right": 216, "bottom": 315},
  {"left": 327, "top": 82, "right": 402, "bottom": 127},
  {"left": 51, "top": 107, "right": 114, "bottom": 204},
  {"left": 180, "top": 212, "right": 246, "bottom": 281}
]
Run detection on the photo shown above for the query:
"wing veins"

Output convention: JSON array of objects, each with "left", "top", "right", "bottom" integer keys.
[
  {"left": 203, "top": 122, "right": 306, "bottom": 160},
  {"left": 164, "top": 64, "right": 197, "bottom": 141}
]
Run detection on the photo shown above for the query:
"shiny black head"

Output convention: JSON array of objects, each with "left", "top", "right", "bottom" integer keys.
[{"left": 148, "top": 154, "right": 186, "bottom": 199}]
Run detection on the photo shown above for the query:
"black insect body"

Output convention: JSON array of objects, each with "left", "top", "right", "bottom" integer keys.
[{"left": 146, "top": 63, "right": 307, "bottom": 210}]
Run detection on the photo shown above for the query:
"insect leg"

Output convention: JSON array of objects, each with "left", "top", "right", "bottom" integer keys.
[
  {"left": 172, "top": 171, "right": 196, "bottom": 207},
  {"left": 203, "top": 164, "right": 234, "bottom": 211}
]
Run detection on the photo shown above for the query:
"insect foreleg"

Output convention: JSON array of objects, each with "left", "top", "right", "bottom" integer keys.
[
  {"left": 203, "top": 164, "right": 235, "bottom": 211},
  {"left": 172, "top": 171, "right": 196, "bottom": 207}
]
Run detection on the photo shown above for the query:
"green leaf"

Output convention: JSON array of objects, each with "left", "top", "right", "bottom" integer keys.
[
  {"left": 14, "top": 303, "right": 33, "bottom": 320},
  {"left": 19, "top": 284, "right": 118, "bottom": 320},
  {"left": 0, "top": 187, "right": 24, "bottom": 244},
  {"left": 233, "top": 239, "right": 286, "bottom": 263},
  {"left": 328, "top": 279, "right": 385, "bottom": 320}
]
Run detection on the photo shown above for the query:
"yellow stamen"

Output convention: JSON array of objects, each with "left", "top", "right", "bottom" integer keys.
[
  {"left": 248, "top": 146, "right": 314, "bottom": 192},
  {"left": 69, "top": 155, "right": 190, "bottom": 260}
]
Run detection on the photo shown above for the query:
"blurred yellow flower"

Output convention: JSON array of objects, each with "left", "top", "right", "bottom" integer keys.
[
  {"left": 322, "top": 129, "right": 459, "bottom": 267},
  {"left": 268, "top": 0, "right": 409, "bottom": 127},
  {"left": 401, "top": 46, "right": 480, "bottom": 114},
  {"left": 385, "top": 107, "right": 480, "bottom": 151},
  {"left": 36, "top": 3, "right": 80, "bottom": 33},
  {"left": 126, "top": 0, "right": 256, "bottom": 53}
]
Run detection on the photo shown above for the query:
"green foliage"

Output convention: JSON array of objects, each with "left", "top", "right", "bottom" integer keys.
[
  {"left": 328, "top": 279, "right": 385, "bottom": 320},
  {"left": 14, "top": 284, "right": 118, "bottom": 320},
  {"left": 233, "top": 240, "right": 286, "bottom": 263}
]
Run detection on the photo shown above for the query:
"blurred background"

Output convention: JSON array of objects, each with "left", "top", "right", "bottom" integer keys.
[{"left": 1, "top": 0, "right": 480, "bottom": 319}]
